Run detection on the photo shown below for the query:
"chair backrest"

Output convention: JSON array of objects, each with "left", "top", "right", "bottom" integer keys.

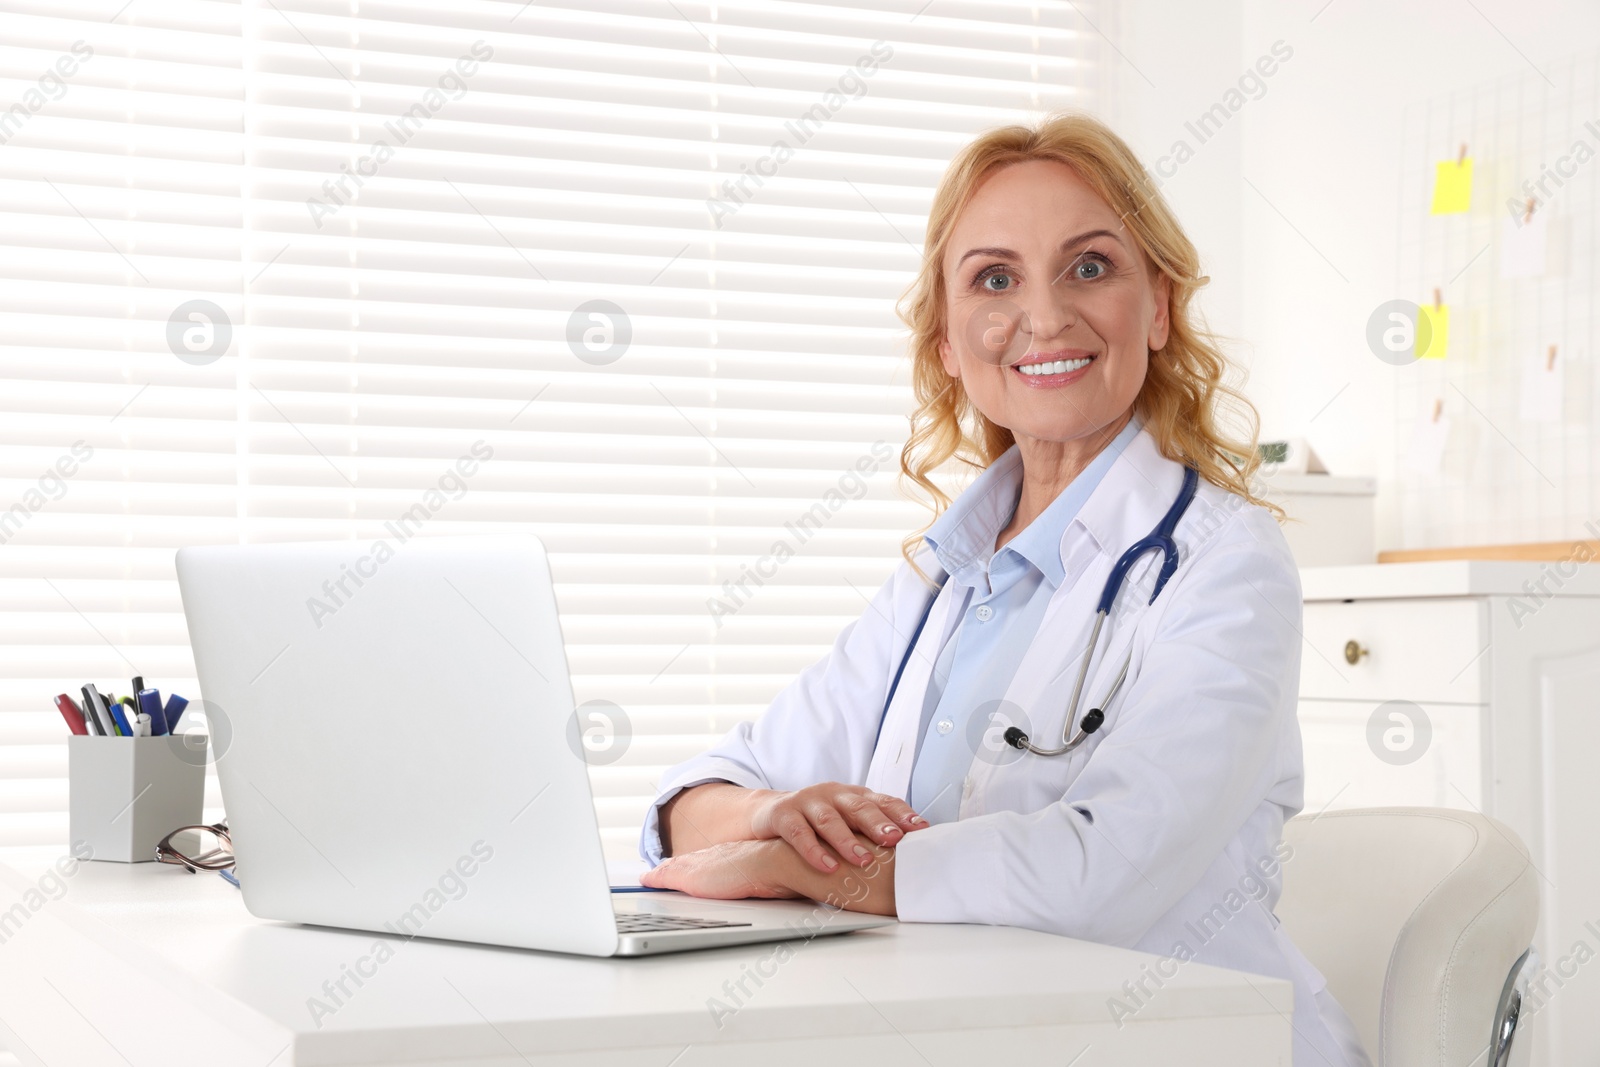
[{"left": 1276, "top": 807, "right": 1540, "bottom": 1067}]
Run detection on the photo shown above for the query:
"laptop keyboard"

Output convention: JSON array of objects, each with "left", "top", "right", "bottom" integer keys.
[{"left": 614, "top": 913, "right": 753, "bottom": 934}]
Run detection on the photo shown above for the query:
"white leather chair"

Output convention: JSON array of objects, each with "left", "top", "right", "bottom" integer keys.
[{"left": 1276, "top": 807, "right": 1540, "bottom": 1067}]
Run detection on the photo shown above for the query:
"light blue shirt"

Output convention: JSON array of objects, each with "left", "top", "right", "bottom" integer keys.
[{"left": 906, "top": 414, "right": 1143, "bottom": 824}]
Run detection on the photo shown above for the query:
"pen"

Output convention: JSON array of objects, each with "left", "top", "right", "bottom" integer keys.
[
  {"left": 108, "top": 700, "right": 133, "bottom": 738},
  {"left": 132, "top": 712, "right": 152, "bottom": 737},
  {"left": 99, "top": 691, "right": 122, "bottom": 736},
  {"left": 137, "top": 688, "right": 168, "bottom": 736},
  {"left": 164, "top": 694, "right": 189, "bottom": 732},
  {"left": 102, "top": 694, "right": 125, "bottom": 736},
  {"left": 131, "top": 676, "right": 144, "bottom": 697},
  {"left": 96, "top": 689, "right": 124, "bottom": 736},
  {"left": 54, "top": 694, "right": 88, "bottom": 736},
  {"left": 80, "top": 684, "right": 110, "bottom": 736}
]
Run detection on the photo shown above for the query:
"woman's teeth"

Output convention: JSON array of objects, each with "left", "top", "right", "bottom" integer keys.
[{"left": 1015, "top": 356, "right": 1093, "bottom": 376}]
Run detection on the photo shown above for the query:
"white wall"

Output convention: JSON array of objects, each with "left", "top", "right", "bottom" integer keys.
[
  {"left": 1109, "top": 0, "right": 1246, "bottom": 377},
  {"left": 1116, "top": 0, "right": 1600, "bottom": 551}
]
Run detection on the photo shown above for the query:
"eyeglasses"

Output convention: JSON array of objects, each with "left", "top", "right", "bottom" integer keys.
[{"left": 155, "top": 820, "right": 234, "bottom": 873}]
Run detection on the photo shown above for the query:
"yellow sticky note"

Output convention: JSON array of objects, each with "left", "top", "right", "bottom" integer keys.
[
  {"left": 1431, "top": 158, "right": 1473, "bottom": 214},
  {"left": 1418, "top": 303, "right": 1449, "bottom": 360}
]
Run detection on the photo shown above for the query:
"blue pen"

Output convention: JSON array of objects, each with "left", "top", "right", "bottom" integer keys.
[
  {"left": 137, "top": 689, "right": 168, "bottom": 736},
  {"left": 164, "top": 694, "right": 189, "bottom": 731},
  {"left": 610, "top": 886, "right": 671, "bottom": 893},
  {"left": 107, "top": 701, "right": 133, "bottom": 738}
]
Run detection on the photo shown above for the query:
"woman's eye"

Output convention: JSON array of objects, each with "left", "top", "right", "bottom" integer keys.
[
  {"left": 979, "top": 270, "right": 1012, "bottom": 292},
  {"left": 1075, "top": 257, "right": 1106, "bottom": 280}
]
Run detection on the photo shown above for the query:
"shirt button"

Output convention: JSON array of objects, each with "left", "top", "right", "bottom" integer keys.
[
  {"left": 936, "top": 718, "right": 954, "bottom": 735},
  {"left": 962, "top": 776, "right": 974, "bottom": 798},
  {"left": 975, "top": 605, "right": 994, "bottom": 622}
]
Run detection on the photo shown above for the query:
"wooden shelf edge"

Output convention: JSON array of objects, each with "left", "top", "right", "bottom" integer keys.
[{"left": 1377, "top": 540, "right": 1600, "bottom": 563}]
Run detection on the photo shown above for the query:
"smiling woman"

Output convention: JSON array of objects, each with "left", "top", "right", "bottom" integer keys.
[
  {"left": 895, "top": 110, "right": 1282, "bottom": 581},
  {"left": 640, "top": 111, "right": 1372, "bottom": 1067}
]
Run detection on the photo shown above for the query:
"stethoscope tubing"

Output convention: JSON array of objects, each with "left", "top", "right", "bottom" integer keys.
[{"left": 880, "top": 465, "right": 1200, "bottom": 761}]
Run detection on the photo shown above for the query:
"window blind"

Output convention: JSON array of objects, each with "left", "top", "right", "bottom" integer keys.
[
  {"left": 1, "top": 0, "right": 1107, "bottom": 858},
  {"left": 0, "top": 0, "right": 247, "bottom": 845}
]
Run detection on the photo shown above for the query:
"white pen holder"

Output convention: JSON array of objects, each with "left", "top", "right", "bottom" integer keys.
[{"left": 68, "top": 735, "right": 207, "bottom": 862}]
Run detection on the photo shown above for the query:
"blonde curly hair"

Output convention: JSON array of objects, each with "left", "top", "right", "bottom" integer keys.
[{"left": 894, "top": 109, "right": 1282, "bottom": 586}]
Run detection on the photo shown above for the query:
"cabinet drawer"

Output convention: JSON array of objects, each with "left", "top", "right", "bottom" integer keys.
[
  {"left": 1297, "top": 699, "right": 1484, "bottom": 814},
  {"left": 1299, "top": 598, "right": 1487, "bottom": 704}
]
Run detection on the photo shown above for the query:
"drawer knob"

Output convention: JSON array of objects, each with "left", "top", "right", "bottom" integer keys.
[{"left": 1343, "top": 640, "right": 1369, "bottom": 665}]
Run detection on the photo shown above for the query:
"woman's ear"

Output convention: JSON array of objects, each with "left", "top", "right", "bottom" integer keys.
[
  {"left": 937, "top": 330, "right": 960, "bottom": 379},
  {"left": 1147, "top": 270, "right": 1172, "bottom": 354}
]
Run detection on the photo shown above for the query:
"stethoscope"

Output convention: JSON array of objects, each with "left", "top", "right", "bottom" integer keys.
[{"left": 876, "top": 465, "right": 1199, "bottom": 759}]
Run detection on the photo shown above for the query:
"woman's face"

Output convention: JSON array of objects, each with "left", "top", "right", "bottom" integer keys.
[{"left": 938, "top": 159, "right": 1170, "bottom": 446}]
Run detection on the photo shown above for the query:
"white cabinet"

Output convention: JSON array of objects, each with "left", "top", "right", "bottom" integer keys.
[
  {"left": 1299, "top": 598, "right": 1488, "bottom": 704},
  {"left": 1297, "top": 699, "right": 1485, "bottom": 812},
  {"left": 1298, "top": 561, "right": 1600, "bottom": 1067}
]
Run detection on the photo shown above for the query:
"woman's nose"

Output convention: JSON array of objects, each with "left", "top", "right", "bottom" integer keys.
[{"left": 1018, "top": 280, "right": 1079, "bottom": 341}]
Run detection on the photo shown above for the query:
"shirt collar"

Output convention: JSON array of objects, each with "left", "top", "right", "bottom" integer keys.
[
  {"left": 922, "top": 413, "right": 1144, "bottom": 589},
  {"left": 920, "top": 448, "right": 1024, "bottom": 589}
]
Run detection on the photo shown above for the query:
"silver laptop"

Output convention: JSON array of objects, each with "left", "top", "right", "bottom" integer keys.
[{"left": 174, "top": 534, "right": 892, "bottom": 956}]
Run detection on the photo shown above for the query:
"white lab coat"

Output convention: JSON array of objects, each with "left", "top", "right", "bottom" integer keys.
[{"left": 642, "top": 426, "right": 1372, "bottom": 1067}]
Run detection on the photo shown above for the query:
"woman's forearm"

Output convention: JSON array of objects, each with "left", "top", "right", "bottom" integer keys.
[{"left": 659, "top": 781, "right": 772, "bottom": 857}]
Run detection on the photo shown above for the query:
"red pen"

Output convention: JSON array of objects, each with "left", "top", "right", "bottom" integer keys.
[{"left": 54, "top": 693, "right": 89, "bottom": 736}]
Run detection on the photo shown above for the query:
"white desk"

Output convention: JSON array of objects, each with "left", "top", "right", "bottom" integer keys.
[{"left": 0, "top": 849, "right": 1293, "bottom": 1066}]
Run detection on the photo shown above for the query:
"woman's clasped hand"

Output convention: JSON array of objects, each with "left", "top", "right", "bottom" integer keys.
[
  {"left": 636, "top": 783, "right": 925, "bottom": 913},
  {"left": 749, "top": 782, "right": 927, "bottom": 872}
]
